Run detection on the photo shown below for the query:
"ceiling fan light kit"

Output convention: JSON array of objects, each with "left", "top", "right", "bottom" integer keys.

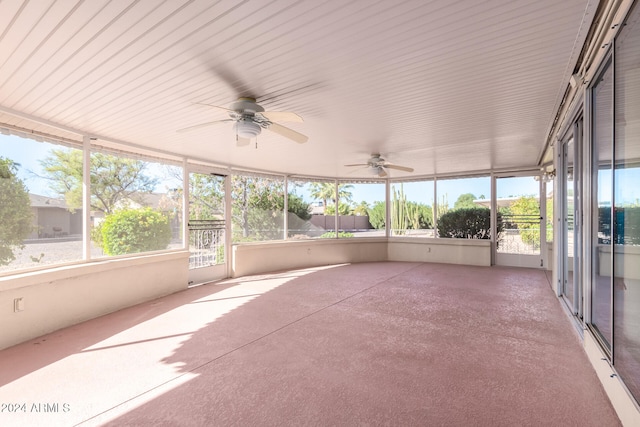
[{"left": 233, "top": 118, "right": 262, "bottom": 139}]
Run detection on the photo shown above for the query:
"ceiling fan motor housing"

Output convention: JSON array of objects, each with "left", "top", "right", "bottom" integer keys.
[{"left": 229, "top": 97, "right": 264, "bottom": 114}]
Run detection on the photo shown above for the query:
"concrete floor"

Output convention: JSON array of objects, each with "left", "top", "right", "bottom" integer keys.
[{"left": 0, "top": 262, "right": 620, "bottom": 426}]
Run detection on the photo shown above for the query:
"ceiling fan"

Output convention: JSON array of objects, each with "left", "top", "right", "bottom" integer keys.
[
  {"left": 177, "top": 97, "right": 308, "bottom": 146},
  {"left": 345, "top": 154, "right": 414, "bottom": 178}
]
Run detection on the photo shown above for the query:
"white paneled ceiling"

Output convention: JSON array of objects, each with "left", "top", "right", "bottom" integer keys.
[{"left": 0, "top": 0, "right": 597, "bottom": 178}]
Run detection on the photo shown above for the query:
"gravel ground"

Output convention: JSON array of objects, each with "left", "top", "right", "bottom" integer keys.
[
  {"left": 0, "top": 239, "right": 182, "bottom": 274},
  {"left": 0, "top": 240, "right": 100, "bottom": 273}
]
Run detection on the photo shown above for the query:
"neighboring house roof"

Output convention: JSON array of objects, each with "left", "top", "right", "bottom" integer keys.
[
  {"left": 473, "top": 197, "right": 520, "bottom": 209},
  {"left": 29, "top": 193, "right": 68, "bottom": 209},
  {"left": 29, "top": 192, "right": 174, "bottom": 212},
  {"left": 473, "top": 193, "right": 553, "bottom": 209},
  {"left": 310, "top": 206, "right": 325, "bottom": 215}
]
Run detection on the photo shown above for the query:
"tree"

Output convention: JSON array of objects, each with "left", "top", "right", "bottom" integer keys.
[
  {"left": 0, "top": 158, "right": 33, "bottom": 265},
  {"left": 353, "top": 201, "right": 370, "bottom": 216},
  {"left": 40, "top": 149, "right": 157, "bottom": 214},
  {"left": 454, "top": 193, "right": 478, "bottom": 210},
  {"left": 185, "top": 174, "right": 311, "bottom": 241},
  {"left": 368, "top": 201, "right": 386, "bottom": 229},
  {"left": 308, "top": 182, "right": 354, "bottom": 214},
  {"left": 230, "top": 176, "right": 312, "bottom": 241},
  {"left": 324, "top": 202, "right": 352, "bottom": 215},
  {"left": 308, "top": 182, "right": 334, "bottom": 210},
  {"left": 284, "top": 194, "right": 312, "bottom": 221},
  {"left": 189, "top": 173, "right": 224, "bottom": 220},
  {"left": 509, "top": 196, "right": 541, "bottom": 248}
]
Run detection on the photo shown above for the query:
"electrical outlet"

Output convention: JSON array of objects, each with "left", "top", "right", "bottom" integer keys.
[{"left": 14, "top": 298, "right": 24, "bottom": 312}]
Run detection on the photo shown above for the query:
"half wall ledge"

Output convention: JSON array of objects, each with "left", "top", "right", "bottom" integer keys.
[{"left": 232, "top": 237, "right": 491, "bottom": 277}]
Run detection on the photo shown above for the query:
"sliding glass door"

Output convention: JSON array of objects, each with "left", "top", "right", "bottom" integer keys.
[
  {"left": 590, "top": 57, "right": 614, "bottom": 350},
  {"left": 562, "top": 120, "right": 583, "bottom": 318}
]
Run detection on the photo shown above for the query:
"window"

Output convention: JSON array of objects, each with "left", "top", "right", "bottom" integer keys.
[
  {"left": 0, "top": 134, "right": 83, "bottom": 273},
  {"left": 338, "top": 181, "right": 385, "bottom": 238},
  {"left": 231, "top": 174, "right": 284, "bottom": 242},
  {"left": 287, "top": 179, "right": 335, "bottom": 239},
  {"left": 90, "top": 151, "right": 183, "bottom": 258},
  {"left": 390, "top": 180, "right": 435, "bottom": 237},
  {"left": 436, "top": 176, "right": 491, "bottom": 239}
]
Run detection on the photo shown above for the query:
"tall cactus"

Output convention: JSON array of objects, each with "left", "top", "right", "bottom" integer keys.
[
  {"left": 392, "top": 184, "right": 408, "bottom": 235},
  {"left": 437, "top": 194, "right": 449, "bottom": 218},
  {"left": 406, "top": 199, "right": 420, "bottom": 230}
]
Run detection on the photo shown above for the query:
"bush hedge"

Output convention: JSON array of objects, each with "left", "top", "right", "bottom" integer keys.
[
  {"left": 437, "top": 207, "right": 501, "bottom": 240},
  {"left": 319, "top": 231, "right": 354, "bottom": 238},
  {"left": 97, "top": 208, "right": 171, "bottom": 256}
]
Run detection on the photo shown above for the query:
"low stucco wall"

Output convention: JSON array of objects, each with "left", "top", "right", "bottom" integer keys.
[
  {"left": 0, "top": 251, "right": 189, "bottom": 350},
  {"left": 388, "top": 237, "right": 491, "bottom": 266},
  {"left": 232, "top": 238, "right": 388, "bottom": 277},
  {"left": 232, "top": 237, "right": 492, "bottom": 277}
]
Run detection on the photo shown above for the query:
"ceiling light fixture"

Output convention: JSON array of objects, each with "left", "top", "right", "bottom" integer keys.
[{"left": 233, "top": 118, "right": 262, "bottom": 139}]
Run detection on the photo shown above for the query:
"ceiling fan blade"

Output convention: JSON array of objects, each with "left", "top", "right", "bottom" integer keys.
[
  {"left": 261, "top": 111, "right": 303, "bottom": 123},
  {"left": 267, "top": 122, "right": 308, "bottom": 143},
  {"left": 176, "top": 119, "right": 234, "bottom": 133},
  {"left": 384, "top": 164, "right": 414, "bottom": 173},
  {"left": 236, "top": 136, "right": 251, "bottom": 147},
  {"left": 345, "top": 163, "right": 370, "bottom": 167}
]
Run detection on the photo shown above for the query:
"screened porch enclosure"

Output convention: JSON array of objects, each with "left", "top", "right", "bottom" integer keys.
[{"left": 1, "top": 0, "right": 640, "bottom": 425}]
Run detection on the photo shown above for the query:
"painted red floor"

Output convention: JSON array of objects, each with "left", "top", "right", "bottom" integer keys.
[{"left": 0, "top": 262, "right": 621, "bottom": 426}]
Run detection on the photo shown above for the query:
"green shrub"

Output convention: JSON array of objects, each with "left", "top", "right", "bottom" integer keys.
[
  {"left": 98, "top": 208, "right": 171, "bottom": 255},
  {"left": 319, "top": 231, "right": 354, "bottom": 238},
  {"left": 437, "top": 207, "right": 501, "bottom": 240},
  {"left": 0, "top": 158, "right": 32, "bottom": 265},
  {"left": 508, "top": 196, "right": 541, "bottom": 248},
  {"left": 91, "top": 222, "right": 104, "bottom": 249}
]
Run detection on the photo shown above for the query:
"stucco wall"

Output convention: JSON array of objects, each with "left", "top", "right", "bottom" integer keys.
[
  {"left": 0, "top": 251, "right": 189, "bottom": 350},
  {"left": 387, "top": 238, "right": 491, "bottom": 266},
  {"left": 232, "top": 237, "right": 492, "bottom": 278},
  {"left": 232, "top": 238, "right": 387, "bottom": 277}
]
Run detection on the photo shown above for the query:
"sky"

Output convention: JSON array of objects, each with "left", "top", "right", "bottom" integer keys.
[
  {"left": 0, "top": 134, "right": 180, "bottom": 197},
  {"left": 2, "top": 133, "right": 636, "bottom": 207}
]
